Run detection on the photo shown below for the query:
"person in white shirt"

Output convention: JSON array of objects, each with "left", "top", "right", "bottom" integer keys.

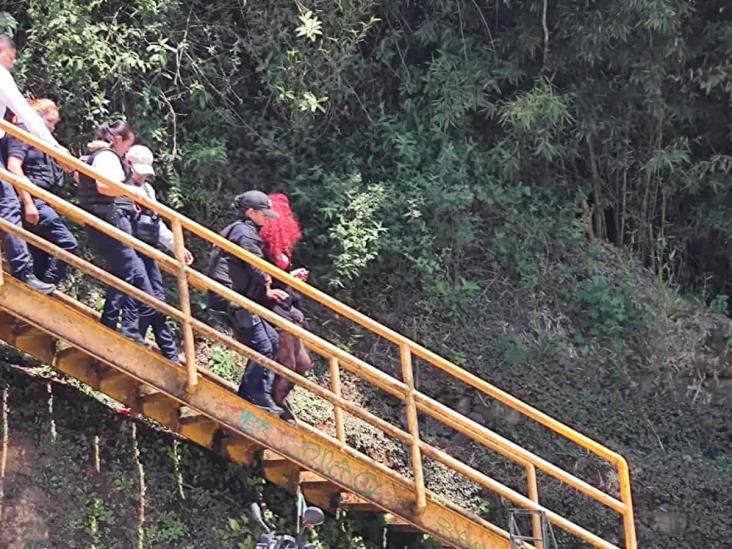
[
  {"left": 0, "top": 35, "right": 59, "bottom": 294},
  {"left": 99, "top": 145, "right": 193, "bottom": 363},
  {"left": 77, "top": 121, "right": 165, "bottom": 348}
]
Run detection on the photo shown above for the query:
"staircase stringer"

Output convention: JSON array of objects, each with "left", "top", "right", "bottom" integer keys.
[{"left": 0, "top": 277, "right": 512, "bottom": 549}]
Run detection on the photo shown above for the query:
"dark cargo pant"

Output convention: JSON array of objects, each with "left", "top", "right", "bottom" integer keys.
[
  {"left": 86, "top": 209, "right": 156, "bottom": 343},
  {"left": 0, "top": 142, "right": 33, "bottom": 280},
  {"left": 230, "top": 307, "right": 279, "bottom": 400},
  {"left": 25, "top": 198, "right": 78, "bottom": 284}
]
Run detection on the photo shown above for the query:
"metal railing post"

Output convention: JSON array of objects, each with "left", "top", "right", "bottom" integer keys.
[
  {"left": 172, "top": 219, "right": 197, "bottom": 391},
  {"left": 400, "top": 343, "right": 427, "bottom": 512},
  {"left": 329, "top": 356, "right": 346, "bottom": 448},
  {"left": 617, "top": 458, "right": 637, "bottom": 548},
  {"left": 526, "top": 463, "right": 543, "bottom": 549},
  {"left": 0, "top": 237, "right": 4, "bottom": 288}
]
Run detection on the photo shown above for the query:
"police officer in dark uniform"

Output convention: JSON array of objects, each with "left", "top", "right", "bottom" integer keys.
[
  {"left": 97, "top": 144, "right": 186, "bottom": 363},
  {"left": 5, "top": 99, "right": 77, "bottom": 284},
  {"left": 209, "top": 191, "right": 288, "bottom": 415},
  {"left": 77, "top": 121, "right": 158, "bottom": 345}
]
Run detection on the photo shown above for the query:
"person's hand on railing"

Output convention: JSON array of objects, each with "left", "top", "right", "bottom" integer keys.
[
  {"left": 290, "top": 267, "right": 309, "bottom": 282},
  {"left": 183, "top": 248, "right": 194, "bottom": 266}
]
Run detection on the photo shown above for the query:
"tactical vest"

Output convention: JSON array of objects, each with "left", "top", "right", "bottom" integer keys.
[
  {"left": 25, "top": 152, "right": 64, "bottom": 191},
  {"left": 77, "top": 148, "right": 134, "bottom": 215},
  {"left": 14, "top": 125, "right": 64, "bottom": 192}
]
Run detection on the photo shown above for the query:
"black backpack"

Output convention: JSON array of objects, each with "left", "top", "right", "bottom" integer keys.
[
  {"left": 206, "top": 220, "right": 243, "bottom": 279},
  {"left": 206, "top": 220, "right": 244, "bottom": 312}
]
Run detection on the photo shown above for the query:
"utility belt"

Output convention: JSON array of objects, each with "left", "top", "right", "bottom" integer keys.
[
  {"left": 87, "top": 199, "right": 136, "bottom": 227},
  {"left": 133, "top": 207, "right": 161, "bottom": 246},
  {"left": 89, "top": 203, "right": 161, "bottom": 247},
  {"left": 29, "top": 179, "right": 63, "bottom": 193}
]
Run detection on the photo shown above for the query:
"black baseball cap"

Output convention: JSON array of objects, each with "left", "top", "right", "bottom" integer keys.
[{"left": 235, "top": 190, "right": 279, "bottom": 218}]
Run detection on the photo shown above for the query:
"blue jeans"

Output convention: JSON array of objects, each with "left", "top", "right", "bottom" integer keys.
[
  {"left": 0, "top": 170, "right": 33, "bottom": 279},
  {"left": 102, "top": 254, "right": 179, "bottom": 362},
  {"left": 232, "top": 310, "right": 279, "bottom": 399},
  {"left": 26, "top": 198, "right": 78, "bottom": 284},
  {"left": 86, "top": 209, "right": 155, "bottom": 342}
]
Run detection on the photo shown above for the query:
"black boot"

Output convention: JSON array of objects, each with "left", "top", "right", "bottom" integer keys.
[
  {"left": 23, "top": 273, "right": 55, "bottom": 295},
  {"left": 246, "top": 392, "right": 284, "bottom": 416}
]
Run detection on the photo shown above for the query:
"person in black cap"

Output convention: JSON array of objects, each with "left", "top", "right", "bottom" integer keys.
[{"left": 208, "top": 190, "right": 288, "bottom": 415}]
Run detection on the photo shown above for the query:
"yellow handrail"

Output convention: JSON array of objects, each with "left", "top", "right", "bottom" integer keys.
[
  {"left": 1, "top": 165, "right": 626, "bottom": 513},
  {"left": 0, "top": 119, "right": 637, "bottom": 548},
  {"left": 0, "top": 122, "right": 625, "bottom": 454}
]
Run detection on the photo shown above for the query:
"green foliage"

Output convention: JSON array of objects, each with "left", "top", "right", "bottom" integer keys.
[
  {"left": 4, "top": 3, "right": 732, "bottom": 543},
  {"left": 212, "top": 515, "right": 256, "bottom": 547},
  {"left": 69, "top": 497, "right": 116, "bottom": 546},
  {"left": 567, "top": 273, "right": 654, "bottom": 341},
  {"left": 8, "top": 0, "right": 729, "bottom": 328},
  {"left": 207, "top": 344, "right": 241, "bottom": 383},
  {"left": 0, "top": 10, "right": 17, "bottom": 35},
  {"left": 709, "top": 294, "right": 729, "bottom": 314},
  {"left": 147, "top": 512, "right": 187, "bottom": 544},
  {"left": 499, "top": 334, "right": 529, "bottom": 366},
  {"left": 295, "top": 7, "right": 324, "bottom": 42},
  {"left": 319, "top": 176, "right": 387, "bottom": 288},
  {"left": 500, "top": 80, "right": 573, "bottom": 161}
]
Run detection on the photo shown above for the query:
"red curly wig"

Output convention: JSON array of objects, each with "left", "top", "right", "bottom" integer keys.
[{"left": 260, "top": 193, "right": 303, "bottom": 270}]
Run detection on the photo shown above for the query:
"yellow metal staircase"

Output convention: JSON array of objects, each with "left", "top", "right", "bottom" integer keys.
[{"left": 0, "top": 121, "right": 637, "bottom": 549}]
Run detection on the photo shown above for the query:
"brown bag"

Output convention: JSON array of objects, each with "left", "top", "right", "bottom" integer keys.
[{"left": 272, "top": 328, "right": 313, "bottom": 404}]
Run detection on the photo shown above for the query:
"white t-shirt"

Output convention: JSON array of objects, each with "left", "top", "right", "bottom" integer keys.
[
  {"left": 0, "top": 65, "right": 57, "bottom": 144},
  {"left": 90, "top": 149, "right": 126, "bottom": 183},
  {"left": 89, "top": 149, "right": 173, "bottom": 250},
  {"left": 90, "top": 149, "right": 146, "bottom": 198}
]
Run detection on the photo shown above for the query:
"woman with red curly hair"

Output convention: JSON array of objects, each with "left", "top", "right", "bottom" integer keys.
[
  {"left": 260, "top": 193, "right": 302, "bottom": 271},
  {"left": 259, "top": 193, "right": 312, "bottom": 421}
]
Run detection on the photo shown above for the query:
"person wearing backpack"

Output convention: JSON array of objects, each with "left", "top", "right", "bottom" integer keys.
[
  {"left": 5, "top": 98, "right": 77, "bottom": 285},
  {"left": 207, "top": 191, "right": 288, "bottom": 415},
  {"left": 99, "top": 145, "right": 192, "bottom": 362}
]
